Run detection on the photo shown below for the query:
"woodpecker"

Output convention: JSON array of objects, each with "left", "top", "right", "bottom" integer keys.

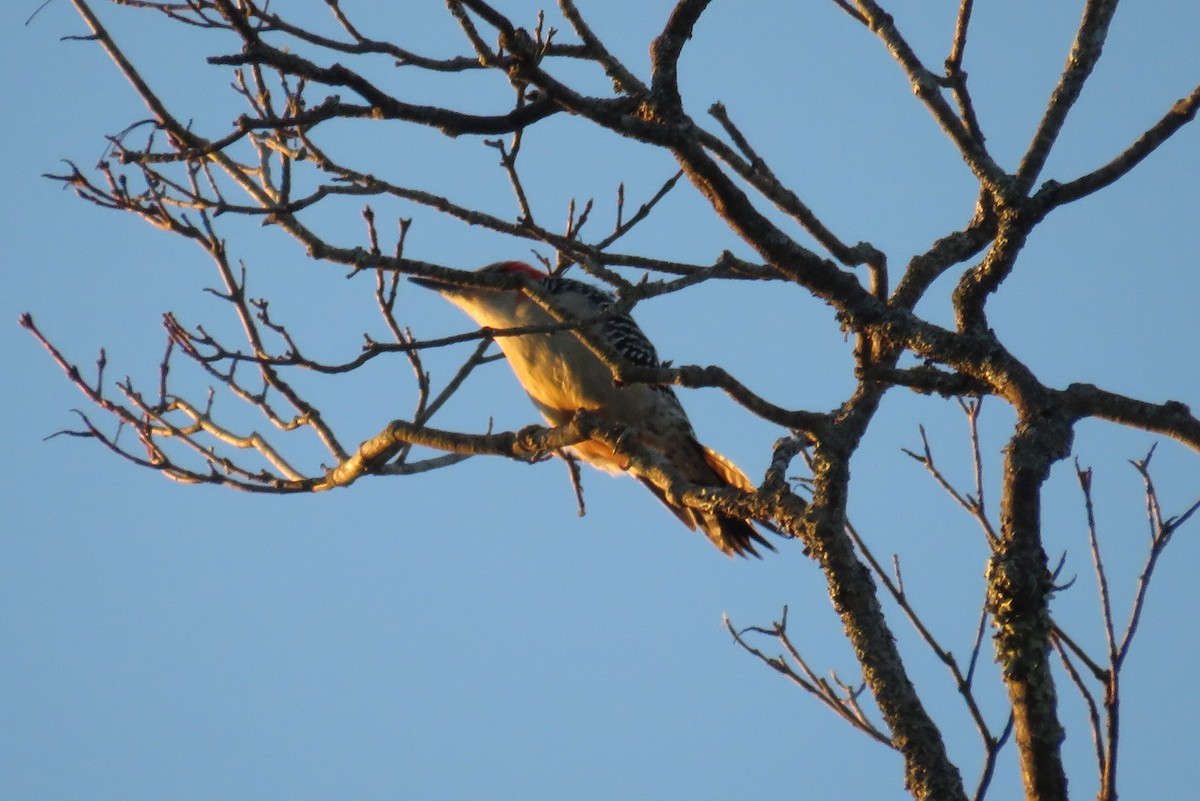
[{"left": 411, "top": 261, "right": 774, "bottom": 557}]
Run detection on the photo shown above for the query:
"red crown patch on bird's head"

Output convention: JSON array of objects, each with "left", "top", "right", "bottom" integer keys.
[{"left": 480, "top": 260, "right": 546, "bottom": 280}]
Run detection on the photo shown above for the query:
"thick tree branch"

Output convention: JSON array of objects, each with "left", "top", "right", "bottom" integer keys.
[
  {"left": 1016, "top": 0, "right": 1121, "bottom": 192},
  {"left": 650, "top": 0, "right": 713, "bottom": 109},
  {"left": 989, "top": 412, "right": 1074, "bottom": 801},
  {"left": 1062, "top": 383, "right": 1200, "bottom": 454},
  {"left": 1035, "top": 82, "right": 1200, "bottom": 209}
]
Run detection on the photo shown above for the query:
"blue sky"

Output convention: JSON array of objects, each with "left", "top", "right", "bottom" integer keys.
[{"left": 3, "top": 2, "right": 1198, "bottom": 799}]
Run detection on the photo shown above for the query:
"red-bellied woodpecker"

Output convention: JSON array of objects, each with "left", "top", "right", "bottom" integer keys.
[{"left": 412, "top": 260, "right": 774, "bottom": 557}]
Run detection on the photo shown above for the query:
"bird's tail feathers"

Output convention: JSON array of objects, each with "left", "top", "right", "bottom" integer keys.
[
  {"left": 700, "top": 444, "right": 756, "bottom": 492},
  {"left": 637, "top": 444, "right": 777, "bottom": 558}
]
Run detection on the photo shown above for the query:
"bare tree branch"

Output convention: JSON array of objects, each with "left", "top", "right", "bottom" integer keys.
[
  {"left": 1036, "top": 83, "right": 1200, "bottom": 209},
  {"left": 1016, "top": 0, "right": 1121, "bottom": 192}
]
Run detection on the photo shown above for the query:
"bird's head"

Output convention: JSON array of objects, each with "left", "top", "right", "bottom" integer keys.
[{"left": 409, "top": 261, "right": 548, "bottom": 327}]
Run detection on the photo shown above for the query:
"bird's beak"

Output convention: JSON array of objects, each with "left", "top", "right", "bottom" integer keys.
[
  {"left": 408, "top": 274, "right": 478, "bottom": 301},
  {"left": 410, "top": 273, "right": 507, "bottom": 302},
  {"left": 408, "top": 275, "right": 449, "bottom": 291}
]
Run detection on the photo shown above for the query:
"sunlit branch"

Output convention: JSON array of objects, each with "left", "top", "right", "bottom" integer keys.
[
  {"left": 1015, "top": 0, "right": 1120, "bottom": 192},
  {"left": 845, "top": 522, "right": 1004, "bottom": 757},
  {"left": 1062, "top": 383, "right": 1200, "bottom": 455},
  {"left": 1035, "top": 83, "right": 1200, "bottom": 209}
]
